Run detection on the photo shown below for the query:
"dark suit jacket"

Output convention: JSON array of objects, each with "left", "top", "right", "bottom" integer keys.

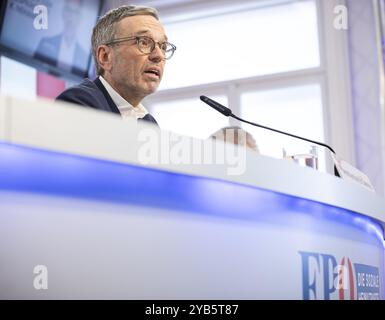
[
  {"left": 34, "top": 34, "right": 89, "bottom": 77},
  {"left": 56, "top": 78, "right": 159, "bottom": 126}
]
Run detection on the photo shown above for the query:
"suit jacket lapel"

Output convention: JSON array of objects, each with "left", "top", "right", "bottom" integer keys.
[
  {"left": 93, "top": 78, "right": 121, "bottom": 115},
  {"left": 93, "top": 78, "right": 159, "bottom": 127},
  {"left": 139, "top": 113, "right": 159, "bottom": 126}
]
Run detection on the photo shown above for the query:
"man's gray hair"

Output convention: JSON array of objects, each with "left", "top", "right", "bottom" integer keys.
[{"left": 91, "top": 5, "right": 159, "bottom": 76}]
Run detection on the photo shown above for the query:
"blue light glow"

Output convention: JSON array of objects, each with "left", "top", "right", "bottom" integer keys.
[{"left": 0, "top": 142, "right": 383, "bottom": 245}]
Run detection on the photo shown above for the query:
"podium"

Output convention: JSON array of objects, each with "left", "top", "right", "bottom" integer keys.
[{"left": 0, "top": 96, "right": 384, "bottom": 299}]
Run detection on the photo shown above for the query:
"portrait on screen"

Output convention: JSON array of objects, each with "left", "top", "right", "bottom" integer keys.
[{"left": 0, "top": 0, "right": 100, "bottom": 77}]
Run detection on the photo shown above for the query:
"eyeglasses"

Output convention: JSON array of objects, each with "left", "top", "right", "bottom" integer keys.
[{"left": 105, "top": 36, "right": 176, "bottom": 60}]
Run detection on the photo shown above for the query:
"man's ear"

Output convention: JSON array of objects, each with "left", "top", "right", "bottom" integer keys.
[{"left": 97, "top": 45, "right": 113, "bottom": 73}]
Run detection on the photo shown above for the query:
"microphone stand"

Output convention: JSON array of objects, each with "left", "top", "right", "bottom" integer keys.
[
  {"left": 230, "top": 114, "right": 336, "bottom": 155},
  {"left": 200, "top": 95, "right": 339, "bottom": 176}
]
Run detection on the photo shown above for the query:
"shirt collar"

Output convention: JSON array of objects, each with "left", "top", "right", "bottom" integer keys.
[{"left": 99, "top": 76, "right": 148, "bottom": 119}]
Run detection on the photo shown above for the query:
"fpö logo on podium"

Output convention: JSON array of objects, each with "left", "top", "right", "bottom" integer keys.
[{"left": 299, "top": 251, "right": 381, "bottom": 300}]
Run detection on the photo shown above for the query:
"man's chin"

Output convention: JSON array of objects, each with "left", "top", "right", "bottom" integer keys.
[{"left": 144, "top": 84, "right": 160, "bottom": 94}]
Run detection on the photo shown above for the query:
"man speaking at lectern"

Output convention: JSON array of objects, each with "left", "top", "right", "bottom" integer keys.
[{"left": 56, "top": 5, "right": 177, "bottom": 126}]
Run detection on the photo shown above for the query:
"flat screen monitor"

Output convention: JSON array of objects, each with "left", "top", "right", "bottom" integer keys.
[{"left": 0, "top": 0, "right": 103, "bottom": 80}]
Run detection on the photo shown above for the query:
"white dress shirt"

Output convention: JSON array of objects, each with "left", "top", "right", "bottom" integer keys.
[{"left": 99, "top": 76, "right": 149, "bottom": 120}]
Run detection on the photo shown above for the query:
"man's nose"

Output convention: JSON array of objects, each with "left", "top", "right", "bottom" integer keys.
[{"left": 148, "top": 45, "right": 165, "bottom": 63}]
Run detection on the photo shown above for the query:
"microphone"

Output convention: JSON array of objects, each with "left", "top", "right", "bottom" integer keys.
[{"left": 200, "top": 95, "right": 336, "bottom": 155}]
